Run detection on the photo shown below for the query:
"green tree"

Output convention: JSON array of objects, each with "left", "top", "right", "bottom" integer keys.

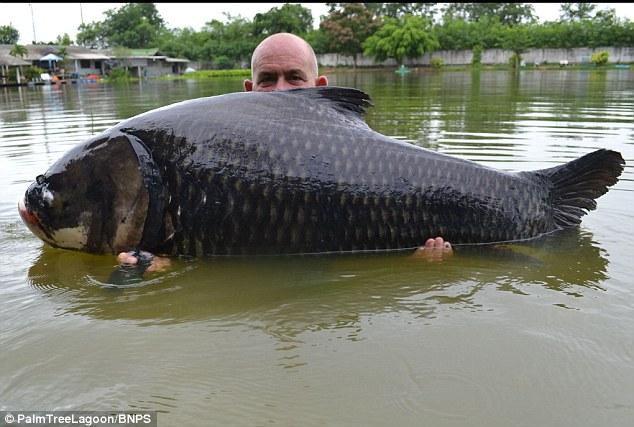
[
  {"left": 201, "top": 14, "right": 257, "bottom": 66},
  {"left": 493, "top": 3, "right": 536, "bottom": 25},
  {"left": 442, "top": 3, "right": 536, "bottom": 26},
  {"left": 367, "top": 3, "right": 438, "bottom": 21},
  {"left": 320, "top": 3, "right": 382, "bottom": 67},
  {"left": 253, "top": 4, "right": 313, "bottom": 37},
  {"left": 363, "top": 15, "right": 439, "bottom": 65},
  {"left": 559, "top": 3, "right": 597, "bottom": 21},
  {"left": 76, "top": 3, "right": 165, "bottom": 48},
  {"left": 76, "top": 22, "right": 106, "bottom": 48},
  {"left": 105, "top": 3, "right": 165, "bottom": 47},
  {"left": 593, "top": 8, "right": 617, "bottom": 25},
  {"left": 434, "top": 16, "right": 506, "bottom": 50},
  {"left": 0, "top": 24, "right": 19, "bottom": 44},
  {"left": 502, "top": 24, "right": 533, "bottom": 68},
  {"left": 521, "top": 17, "right": 634, "bottom": 49},
  {"left": 304, "top": 28, "right": 337, "bottom": 54},
  {"left": 55, "top": 33, "right": 73, "bottom": 46},
  {"left": 157, "top": 27, "right": 208, "bottom": 61}
]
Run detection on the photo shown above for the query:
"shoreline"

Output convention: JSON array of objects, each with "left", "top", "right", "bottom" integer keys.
[{"left": 2, "top": 63, "right": 630, "bottom": 87}]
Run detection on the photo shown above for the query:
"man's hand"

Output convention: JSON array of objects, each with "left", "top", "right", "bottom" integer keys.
[
  {"left": 117, "top": 251, "right": 171, "bottom": 273},
  {"left": 412, "top": 237, "right": 453, "bottom": 262}
]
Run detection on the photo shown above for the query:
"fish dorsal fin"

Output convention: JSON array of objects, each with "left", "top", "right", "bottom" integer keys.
[{"left": 286, "top": 86, "right": 373, "bottom": 119}]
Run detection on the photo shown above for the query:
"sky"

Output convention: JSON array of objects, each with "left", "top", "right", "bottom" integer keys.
[{"left": 2, "top": 3, "right": 633, "bottom": 45}]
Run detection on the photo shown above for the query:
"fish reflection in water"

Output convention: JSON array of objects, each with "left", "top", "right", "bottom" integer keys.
[{"left": 27, "top": 228, "right": 608, "bottom": 335}]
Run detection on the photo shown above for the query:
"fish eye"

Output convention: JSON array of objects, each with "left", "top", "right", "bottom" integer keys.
[{"left": 36, "top": 175, "right": 46, "bottom": 185}]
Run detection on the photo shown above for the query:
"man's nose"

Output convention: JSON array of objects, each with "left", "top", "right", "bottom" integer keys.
[{"left": 273, "top": 78, "right": 294, "bottom": 91}]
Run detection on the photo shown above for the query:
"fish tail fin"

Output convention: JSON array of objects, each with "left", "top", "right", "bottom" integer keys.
[{"left": 533, "top": 149, "right": 625, "bottom": 228}]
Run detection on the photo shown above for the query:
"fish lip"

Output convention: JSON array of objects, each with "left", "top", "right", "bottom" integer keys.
[
  {"left": 18, "top": 197, "right": 38, "bottom": 225},
  {"left": 18, "top": 197, "right": 47, "bottom": 240}
]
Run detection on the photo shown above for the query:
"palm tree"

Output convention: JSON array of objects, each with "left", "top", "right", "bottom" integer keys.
[
  {"left": 9, "top": 44, "right": 28, "bottom": 84},
  {"left": 9, "top": 43, "right": 28, "bottom": 58},
  {"left": 57, "top": 46, "right": 68, "bottom": 79}
]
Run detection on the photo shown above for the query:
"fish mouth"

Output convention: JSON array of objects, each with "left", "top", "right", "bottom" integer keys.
[{"left": 18, "top": 197, "right": 48, "bottom": 241}]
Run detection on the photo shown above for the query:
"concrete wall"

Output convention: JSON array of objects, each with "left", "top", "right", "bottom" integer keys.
[{"left": 317, "top": 47, "right": 634, "bottom": 67}]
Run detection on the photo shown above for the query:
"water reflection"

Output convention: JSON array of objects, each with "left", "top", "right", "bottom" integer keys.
[{"left": 28, "top": 228, "right": 608, "bottom": 332}]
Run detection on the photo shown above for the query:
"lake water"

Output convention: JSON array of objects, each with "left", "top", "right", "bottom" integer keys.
[{"left": 1, "top": 69, "right": 633, "bottom": 426}]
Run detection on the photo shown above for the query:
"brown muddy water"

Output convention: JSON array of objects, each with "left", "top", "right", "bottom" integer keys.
[{"left": 1, "top": 69, "right": 633, "bottom": 426}]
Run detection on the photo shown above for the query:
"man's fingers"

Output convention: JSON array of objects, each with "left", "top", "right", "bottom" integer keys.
[
  {"left": 146, "top": 257, "right": 171, "bottom": 273},
  {"left": 117, "top": 252, "right": 138, "bottom": 265},
  {"left": 412, "top": 237, "right": 453, "bottom": 262},
  {"left": 117, "top": 251, "right": 171, "bottom": 273}
]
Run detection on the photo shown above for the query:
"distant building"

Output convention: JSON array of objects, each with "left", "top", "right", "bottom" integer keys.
[
  {"left": 100, "top": 48, "right": 189, "bottom": 78},
  {"left": 0, "top": 46, "right": 31, "bottom": 84},
  {"left": 0, "top": 45, "right": 190, "bottom": 83},
  {"left": 0, "top": 44, "right": 110, "bottom": 76}
]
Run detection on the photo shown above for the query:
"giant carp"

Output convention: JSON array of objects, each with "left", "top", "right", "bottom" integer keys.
[{"left": 18, "top": 87, "right": 625, "bottom": 256}]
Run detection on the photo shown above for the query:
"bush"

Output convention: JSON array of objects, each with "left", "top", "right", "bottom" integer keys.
[
  {"left": 6, "top": 67, "right": 33, "bottom": 82},
  {"left": 471, "top": 44, "right": 483, "bottom": 65},
  {"left": 7, "top": 68, "right": 17, "bottom": 82},
  {"left": 591, "top": 51, "right": 609, "bottom": 65},
  {"left": 106, "top": 67, "right": 130, "bottom": 82},
  {"left": 24, "top": 66, "right": 45, "bottom": 81},
  {"left": 509, "top": 53, "right": 521, "bottom": 68},
  {"left": 431, "top": 57, "right": 444, "bottom": 68}
]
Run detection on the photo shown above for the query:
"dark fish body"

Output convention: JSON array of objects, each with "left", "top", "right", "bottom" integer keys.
[{"left": 19, "top": 87, "right": 625, "bottom": 256}]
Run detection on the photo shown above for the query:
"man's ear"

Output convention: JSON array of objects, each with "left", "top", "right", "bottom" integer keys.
[
  {"left": 244, "top": 79, "right": 254, "bottom": 91},
  {"left": 316, "top": 75, "right": 328, "bottom": 87}
]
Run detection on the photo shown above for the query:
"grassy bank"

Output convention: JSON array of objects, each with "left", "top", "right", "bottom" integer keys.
[
  {"left": 101, "top": 77, "right": 140, "bottom": 84},
  {"left": 161, "top": 69, "right": 251, "bottom": 80}
]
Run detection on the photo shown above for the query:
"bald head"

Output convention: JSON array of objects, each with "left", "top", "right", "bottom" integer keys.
[{"left": 244, "top": 33, "right": 328, "bottom": 92}]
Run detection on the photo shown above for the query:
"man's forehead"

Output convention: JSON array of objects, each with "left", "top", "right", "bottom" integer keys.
[
  {"left": 254, "top": 53, "right": 309, "bottom": 70},
  {"left": 251, "top": 35, "right": 317, "bottom": 76},
  {"left": 254, "top": 46, "right": 310, "bottom": 64}
]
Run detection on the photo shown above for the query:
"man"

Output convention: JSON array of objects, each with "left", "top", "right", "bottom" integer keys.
[
  {"left": 117, "top": 33, "right": 450, "bottom": 272},
  {"left": 244, "top": 32, "right": 328, "bottom": 92}
]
